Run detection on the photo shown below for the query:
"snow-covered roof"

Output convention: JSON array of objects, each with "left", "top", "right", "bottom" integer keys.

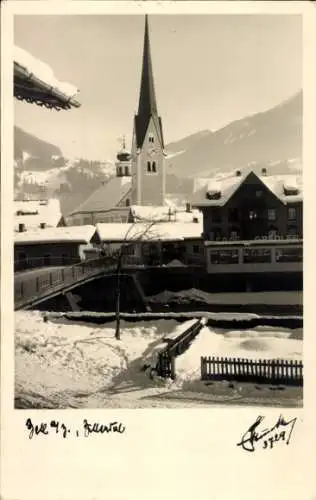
[
  {"left": 130, "top": 205, "right": 201, "bottom": 223},
  {"left": 69, "top": 177, "right": 132, "bottom": 216},
  {"left": 14, "top": 225, "right": 96, "bottom": 245},
  {"left": 193, "top": 171, "right": 302, "bottom": 207},
  {"left": 14, "top": 46, "right": 81, "bottom": 110},
  {"left": 14, "top": 198, "right": 63, "bottom": 232},
  {"left": 95, "top": 221, "right": 203, "bottom": 243}
]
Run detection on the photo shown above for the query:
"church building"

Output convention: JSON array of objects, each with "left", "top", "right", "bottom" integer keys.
[{"left": 67, "top": 16, "right": 169, "bottom": 226}]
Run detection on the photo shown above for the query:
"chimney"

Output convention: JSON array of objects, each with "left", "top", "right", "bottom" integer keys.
[
  {"left": 186, "top": 202, "right": 192, "bottom": 213},
  {"left": 18, "top": 223, "right": 25, "bottom": 233},
  {"left": 261, "top": 167, "right": 267, "bottom": 176},
  {"left": 40, "top": 222, "right": 46, "bottom": 229},
  {"left": 236, "top": 170, "right": 242, "bottom": 177}
]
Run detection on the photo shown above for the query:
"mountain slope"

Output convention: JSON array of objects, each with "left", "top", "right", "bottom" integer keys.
[
  {"left": 14, "top": 126, "right": 62, "bottom": 165},
  {"left": 165, "top": 91, "right": 302, "bottom": 178},
  {"left": 14, "top": 91, "right": 302, "bottom": 212}
]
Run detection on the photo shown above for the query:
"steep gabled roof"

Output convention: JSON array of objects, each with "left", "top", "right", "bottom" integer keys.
[
  {"left": 68, "top": 177, "right": 132, "bottom": 216},
  {"left": 192, "top": 171, "right": 302, "bottom": 208},
  {"left": 134, "top": 16, "right": 164, "bottom": 149}
]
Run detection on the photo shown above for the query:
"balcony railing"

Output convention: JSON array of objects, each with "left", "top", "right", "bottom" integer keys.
[{"left": 14, "top": 256, "right": 81, "bottom": 272}]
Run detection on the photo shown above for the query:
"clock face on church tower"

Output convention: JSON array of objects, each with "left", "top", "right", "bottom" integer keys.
[{"left": 147, "top": 147, "right": 156, "bottom": 157}]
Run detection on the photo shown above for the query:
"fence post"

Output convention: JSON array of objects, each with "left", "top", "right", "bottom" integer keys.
[
  {"left": 201, "top": 357, "right": 205, "bottom": 380},
  {"left": 156, "top": 353, "right": 161, "bottom": 377},
  {"left": 36, "top": 277, "right": 39, "bottom": 292},
  {"left": 61, "top": 269, "right": 65, "bottom": 281},
  {"left": 171, "top": 356, "right": 176, "bottom": 380},
  {"left": 271, "top": 359, "right": 276, "bottom": 384},
  {"left": 72, "top": 266, "right": 75, "bottom": 280},
  {"left": 49, "top": 272, "right": 53, "bottom": 286},
  {"left": 20, "top": 281, "right": 24, "bottom": 298}
]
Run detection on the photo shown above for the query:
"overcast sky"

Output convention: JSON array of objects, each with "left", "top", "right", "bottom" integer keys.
[{"left": 14, "top": 14, "right": 302, "bottom": 161}]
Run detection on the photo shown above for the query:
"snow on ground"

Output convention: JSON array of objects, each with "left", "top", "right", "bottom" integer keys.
[
  {"left": 15, "top": 311, "right": 302, "bottom": 408},
  {"left": 15, "top": 311, "right": 176, "bottom": 398}
]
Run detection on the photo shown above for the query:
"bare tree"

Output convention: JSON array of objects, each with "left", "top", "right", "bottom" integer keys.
[{"left": 113, "top": 221, "right": 159, "bottom": 340}]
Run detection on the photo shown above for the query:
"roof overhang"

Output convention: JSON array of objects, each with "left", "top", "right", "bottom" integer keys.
[{"left": 14, "top": 61, "right": 81, "bottom": 111}]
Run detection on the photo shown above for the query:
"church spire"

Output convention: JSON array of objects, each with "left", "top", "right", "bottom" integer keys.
[{"left": 135, "top": 15, "right": 164, "bottom": 149}]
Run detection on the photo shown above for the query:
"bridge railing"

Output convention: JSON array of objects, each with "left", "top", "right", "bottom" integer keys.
[{"left": 14, "top": 257, "right": 117, "bottom": 308}]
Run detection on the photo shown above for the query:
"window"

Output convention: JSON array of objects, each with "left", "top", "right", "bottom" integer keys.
[
  {"left": 147, "top": 161, "right": 151, "bottom": 172},
  {"left": 276, "top": 247, "right": 302, "bottom": 263},
  {"left": 248, "top": 210, "right": 258, "bottom": 220},
  {"left": 243, "top": 248, "right": 271, "bottom": 263},
  {"left": 255, "top": 190, "right": 263, "bottom": 197},
  {"left": 268, "top": 209, "right": 276, "bottom": 221},
  {"left": 193, "top": 244, "right": 200, "bottom": 254},
  {"left": 83, "top": 217, "right": 91, "bottom": 225},
  {"left": 148, "top": 136, "right": 154, "bottom": 143},
  {"left": 288, "top": 207, "right": 297, "bottom": 220},
  {"left": 268, "top": 227, "right": 278, "bottom": 239},
  {"left": 211, "top": 208, "right": 221, "bottom": 223},
  {"left": 61, "top": 253, "right": 69, "bottom": 265},
  {"left": 124, "top": 166, "right": 129, "bottom": 176},
  {"left": 43, "top": 254, "right": 51, "bottom": 266},
  {"left": 122, "top": 244, "right": 135, "bottom": 256},
  {"left": 286, "top": 225, "right": 298, "bottom": 238},
  {"left": 210, "top": 249, "right": 239, "bottom": 264},
  {"left": 152, "top": 161, "right": 157, "bottom": 173},
  {"left": 228, "top": 209, "right": 239, "bottom": 223},
  {"left": 229, "top": 230, "right": 239, "bottom": 240},
  {"left": 125, "top": 198, "right": 130, "bottom": 207},
  {"left": 206, "top": 191, "right": 221, "bottom": 200},
  {"left": 18, "top": 252, "right": 27, "bottom": 263}
]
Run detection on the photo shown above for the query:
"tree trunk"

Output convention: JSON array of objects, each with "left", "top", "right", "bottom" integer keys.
[{"left": 115, "top": 254, "right": 122, "bottom": 340}]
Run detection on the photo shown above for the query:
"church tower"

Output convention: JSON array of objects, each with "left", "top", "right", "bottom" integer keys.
[{"left": 131, "top": 15, "right": 166, "bottom": 206}]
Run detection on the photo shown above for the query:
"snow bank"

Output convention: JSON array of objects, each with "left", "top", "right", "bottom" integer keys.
[
  {"left": 163, "top": 318, "right": 200, "bottom": 342},
  {"left": 15, "top": 311, "right": 168, "bottom": 398}
]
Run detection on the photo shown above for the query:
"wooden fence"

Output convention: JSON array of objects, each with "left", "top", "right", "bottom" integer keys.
[{"left": 201, "top": 356, "right": 303, "bottom": 386}]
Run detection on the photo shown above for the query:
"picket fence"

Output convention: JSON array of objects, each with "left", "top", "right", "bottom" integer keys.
[{"left": 201, "top": 356, "right": 303, "bottom": 386}]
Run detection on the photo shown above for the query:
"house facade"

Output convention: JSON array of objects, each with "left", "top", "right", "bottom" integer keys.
[
  {"left": 193, "top": 169, "right": 302, "bottom": 287},
  {"left": 92, "top": 222, "right": 204, "bottom": 267},
  {"left": 14, "top": 225, "right": 98, "bottom": 271}
]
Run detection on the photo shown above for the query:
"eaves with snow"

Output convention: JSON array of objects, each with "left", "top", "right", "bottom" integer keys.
[{"left": 14, "top": 46, "right": 81, "bottom": 111}]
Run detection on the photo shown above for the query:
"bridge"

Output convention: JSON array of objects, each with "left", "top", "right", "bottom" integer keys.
[
  {"left": 14, "top": 257, "right": 160, "bottom": 311},
  {"left": 14, "top": 257, "right": 198, "bottom": 311},
  {"left": 14, "top": 258, "right": 120, "bottom": 310}
]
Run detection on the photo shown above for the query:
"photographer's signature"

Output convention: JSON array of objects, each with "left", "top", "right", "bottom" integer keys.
[{"left": 237, "top": 414, "right": 297, "bottom": 452}]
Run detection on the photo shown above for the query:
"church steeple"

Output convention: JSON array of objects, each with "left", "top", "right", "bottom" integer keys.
[
  {"left": 131, "top": 15, "right": 166, "bottom": 207},
  {"left": 135, "top": 15, "right": 164, "bottom": 149}
]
